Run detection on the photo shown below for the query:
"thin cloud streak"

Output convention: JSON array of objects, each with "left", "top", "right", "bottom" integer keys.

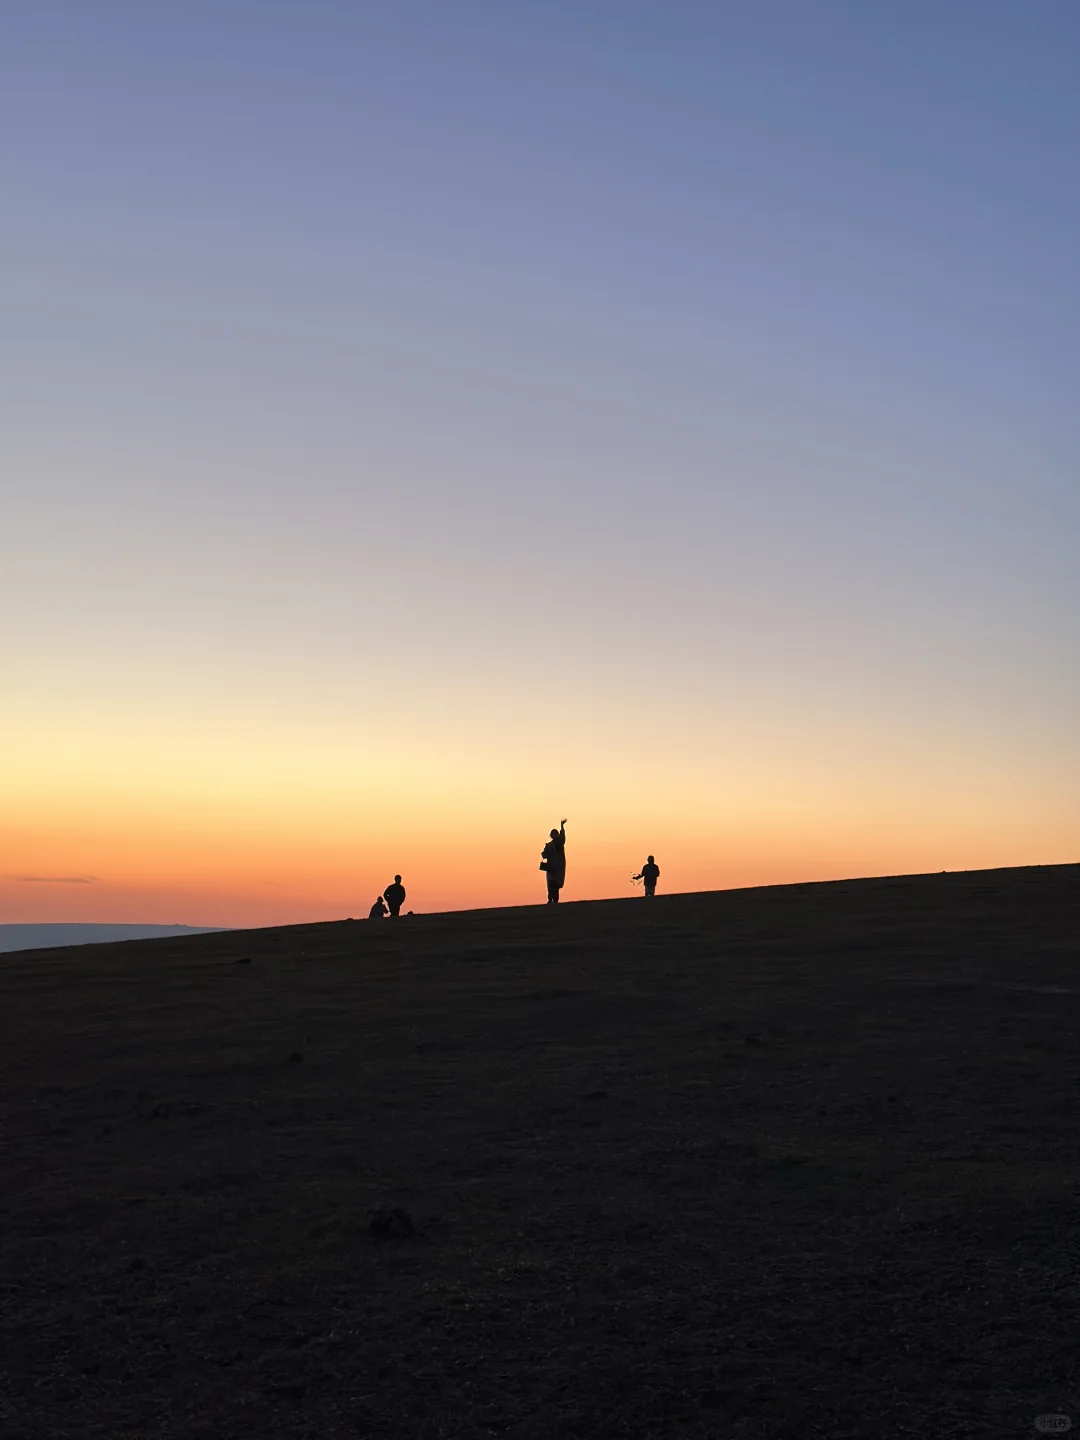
[{"left": 10, "top": 875, "right": 99, "bottom": 885}]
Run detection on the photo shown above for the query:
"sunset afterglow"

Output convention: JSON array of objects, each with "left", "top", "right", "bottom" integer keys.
[{"left": 3, "top": 4, "right": 1077, "bottom": 927}]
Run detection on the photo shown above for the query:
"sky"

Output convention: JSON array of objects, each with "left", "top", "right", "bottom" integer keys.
[{"left": 3, "top": 0, "right": 1078, "bottom": 926}]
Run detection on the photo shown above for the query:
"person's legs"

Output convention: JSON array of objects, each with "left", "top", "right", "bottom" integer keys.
[
  {"left": 644, "top": 884, "right": 655, "bottom": 898},
  {"left": 547, "top": 875, "right": 561, "bottom": 904},
  {"left": 387, "top": 903, "right": 401, "bottom": 917}
]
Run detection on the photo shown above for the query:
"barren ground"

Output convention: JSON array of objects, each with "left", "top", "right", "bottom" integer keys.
[{"left": 2, "top": 865, "right": 1079, "bottom": 1438}]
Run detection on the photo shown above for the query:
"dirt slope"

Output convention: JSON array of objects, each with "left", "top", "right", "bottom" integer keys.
[{"left": 2, "top": 866, "right": 1078, "bottom": 1438}]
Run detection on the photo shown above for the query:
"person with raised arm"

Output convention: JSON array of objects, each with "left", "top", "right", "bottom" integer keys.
[{"left": 540, "top": 819, "right": 567, "bottom": 905}]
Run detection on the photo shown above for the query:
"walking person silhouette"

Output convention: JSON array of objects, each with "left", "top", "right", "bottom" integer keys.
[
  {"left": 383, "top": 875, "right": 406, "bottom": 917},
  {"left": 633, "top": 855, "right": 660, "bottom": 897},
  {"left": 540, "top": 819, "right": 567, "bottom": 904}
]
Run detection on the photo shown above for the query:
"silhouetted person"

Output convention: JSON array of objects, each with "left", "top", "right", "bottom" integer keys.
[
  {"left": 540, "top": 819, "right": 567, "bottom": 904},
  {"left": 384, "top": 875, "right": 406, "bottom": 917},
  {"left": 368, "top": 895, "right": 388, "bottom": 919},
  {"left": 633, "top": 855, "right": 660, "bottom": 898}
]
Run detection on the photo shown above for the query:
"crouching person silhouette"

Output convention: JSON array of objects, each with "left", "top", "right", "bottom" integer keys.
[
  {"left": 633, "top": 855, "right": 660, "bottom": 897},
  {"left": 540, "top": 820, "right": 567, "bottom": 904},
  {"left": 368, "top": 895, "right": 388, "bottom": 919}
]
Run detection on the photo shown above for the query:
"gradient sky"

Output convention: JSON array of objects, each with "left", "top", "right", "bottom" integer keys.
[{"left": 3, "top": 1, "right": 1078, "bottom": 926}]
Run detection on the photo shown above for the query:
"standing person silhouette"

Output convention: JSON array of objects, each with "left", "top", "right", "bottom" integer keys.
[
  {"left": 633, "top": 855, "right": 660, "bottom": 897},
  {"left": 540, "top": 820, "right": 567, "bottom": 904},
  {"left": 383, "top": 875, "right": 406, "bottom": 917}
]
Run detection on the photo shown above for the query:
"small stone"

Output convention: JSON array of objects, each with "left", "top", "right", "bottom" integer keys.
[{"left": 368, "top": 1207, "right": 417, "bottom": 1239}]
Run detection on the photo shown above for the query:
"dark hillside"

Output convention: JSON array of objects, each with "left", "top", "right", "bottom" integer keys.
[
  {"left": 2, "top": 865, "right": 1078, "bottom": 1438},
  {"left": 0, "top": 923, "right": 227, "bottom": 954}
]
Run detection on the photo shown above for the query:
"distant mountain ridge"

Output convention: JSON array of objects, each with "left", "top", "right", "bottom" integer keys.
[{"left": 0, "top": 924, "right": 228, "bottom": 954}]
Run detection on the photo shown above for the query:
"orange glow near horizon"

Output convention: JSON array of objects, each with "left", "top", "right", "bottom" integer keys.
[
  {"left": 4, "top": 697, "right": 1075, "bottom": 928},
  {"left": 3, "top": 825, "right": 1074, "bottom": 930}
]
